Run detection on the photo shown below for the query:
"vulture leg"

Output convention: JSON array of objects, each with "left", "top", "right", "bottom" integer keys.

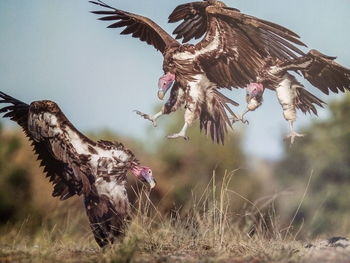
[
  {"left": 167, "top": 122, "right": 189, "bottom": 140},
  {"left": 285, "top": 120, "right": 304, "bottom": 144},
  {"left": 134, "top": 110, "right": 162, "bottom": 127}
]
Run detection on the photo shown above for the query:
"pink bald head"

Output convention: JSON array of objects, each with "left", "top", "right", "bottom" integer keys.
[
  {"left": 131, "top": 165, "right": 156, "bottom": 189},
  {"left": 247, "top": 83, "right": 264, "bottom": 95}
]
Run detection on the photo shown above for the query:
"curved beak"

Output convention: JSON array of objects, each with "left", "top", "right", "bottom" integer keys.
[
  {"left": 147, "top": 177, "right": 156, "bottom": 189},
  {"left": 158, "top": 89, "right": 165, "bottom": 100},
  {"left": 140, "top": 170, "right": 156, "bottom": 189}
]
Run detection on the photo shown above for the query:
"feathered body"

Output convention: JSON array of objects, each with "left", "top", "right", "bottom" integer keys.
[
  {"left": 0, "top": 92, "right": 155, "bottom": 247},
  {"left": 90, "top": 0, "right": 306, "bottom": 144},
  {"left": 243, "top": 50, "right": 350, "bottom": 142}
]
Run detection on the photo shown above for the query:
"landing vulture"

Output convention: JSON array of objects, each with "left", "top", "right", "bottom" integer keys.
[
  {"left": 0, "top": 91, "right": 155, "bottom": 247},
  {"left": 90, "top": 0, "right": 306, "bottom": 144},
  {"left": 242, "top": 50, "right": 350, "bottom": 143}
]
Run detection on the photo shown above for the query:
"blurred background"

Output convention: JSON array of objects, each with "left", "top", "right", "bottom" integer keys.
[{"left": 0, "top": 0, "right": 350, "bottom": 240}]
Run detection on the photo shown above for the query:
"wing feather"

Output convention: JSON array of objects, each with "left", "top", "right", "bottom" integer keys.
[
  {"left": 277, "top": 50, "right": 350, "bottom": 95},
  {"left": 169, "top": 2, "right": 306, "bottom": 88},
  {"left": 0, "top": 92, "right": 93, "bottom": 200},
  {"left": 199, "top": 89, "right": 238, "bottom": 144},
  {"left": 294, "top": 85, "right": 326, "bottom": 115},
  {"left": 90, "top": 0, "right": 179, "bottom": 54}
]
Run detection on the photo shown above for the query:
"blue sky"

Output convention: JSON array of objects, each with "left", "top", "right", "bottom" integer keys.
[{"left": 0, "top": 0, "right": 349, "bottom": 159}]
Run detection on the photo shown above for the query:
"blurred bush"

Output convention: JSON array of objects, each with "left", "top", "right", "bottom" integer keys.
[
  {"left": 2, "top": 95, "right": 350, "bottom": 239},
  {"left": 275, "top": 94, "right": 350, "bottom": 237},
  {"left": 0, "top": 123, "right": 39, "bottom": 224},
  {"left": 0, "top": 111, "right": 260, "bottom": 231}
]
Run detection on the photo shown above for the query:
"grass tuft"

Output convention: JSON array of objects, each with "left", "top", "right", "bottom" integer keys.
[{"left": 0, "top": 171, "right": 348, "bottom": 262}]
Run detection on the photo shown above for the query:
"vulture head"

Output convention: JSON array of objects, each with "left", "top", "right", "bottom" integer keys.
[
  {"left": 246, "top": 83, "right": 265, "bottom": 111},
  {"left": 158, "top": 72, "right": 175, "bottom": 100},
  {"left": 131, "top": 166, "right": 156, "bottom": 189}
]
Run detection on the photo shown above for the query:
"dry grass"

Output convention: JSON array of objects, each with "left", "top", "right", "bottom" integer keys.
[{"left": 0, "top": 171, "right": 348, "bottom": 263}]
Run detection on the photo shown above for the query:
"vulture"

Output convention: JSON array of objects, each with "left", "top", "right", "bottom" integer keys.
[
  {"left": 240, "top": 49, "right": 350, "bottom": 143},
  {"left": 0, "top": 91, "right": 155, "bottom": 247},
  {"left": 90, "top": 0, "right": 306, "bottom": 144}
]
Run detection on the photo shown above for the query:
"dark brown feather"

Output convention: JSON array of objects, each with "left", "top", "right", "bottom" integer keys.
[
  {"left": 0, "top": 92, "right": 83, "bottom": 200},
  {"left": 90, "top": 0, "right": 179, "bottom": 54}
]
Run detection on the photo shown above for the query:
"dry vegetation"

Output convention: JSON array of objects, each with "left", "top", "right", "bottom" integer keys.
[
  {"left": 1, "top": 172, "right": 348, "bottom": 263},
  {"left": 1, "top": 95, "right": 350, "bottom": 262}
]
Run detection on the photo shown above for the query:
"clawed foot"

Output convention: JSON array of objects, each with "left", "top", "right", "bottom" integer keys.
[
  {"left": 231, "top": 114, "right": 249, "bottom": 125},
  {"left": 238, "top": 116, "right": 249, "bottom": 125},
  {"left": 285, "top": 131, "right": 304, "bottom": 144},
  {"left": 134, "top": 110, "right": 157, "bottom": 127},
  {"left": 166, "top": 133, "right": 189, "bottom": 141}
]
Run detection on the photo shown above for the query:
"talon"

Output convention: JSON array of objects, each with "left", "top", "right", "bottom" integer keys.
[
  {"left": 231, "top": 115, "right": 249, "bottom": 125},
  {"left": 134, "top": 110, "right": 157, "bottom": 127},
  {"left": 231, "top": 111, "right": 250, "bottom": 125},
  {"left": 285, "top": 131, "right": 304, "bottom": 144},
  {"left": 241, "top": 118, "right": 249, "bottom": 125},
  {"left": 166, "top": 133, "right": 189, "bottom": 140}
]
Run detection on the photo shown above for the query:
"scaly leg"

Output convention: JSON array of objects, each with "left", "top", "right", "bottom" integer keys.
[
  {"left": 134, "top": 110, "right": 162, "bottom": 127},
  {"left": 285, "top": 120, "right": 304, "bottom": 144},
  {"left": 167, "top": 122, "right": 189, "bottom": 140}
]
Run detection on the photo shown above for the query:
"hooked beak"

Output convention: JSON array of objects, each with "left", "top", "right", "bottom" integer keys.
[
  {"left": 146, "top": 177, "right": 156, "bottom": 189},
  {"left": 157, "top": 89, "right": 166, "bottom": 100},
  {"left": 140, "top": 170, "right": 156, "bottom": 189}
]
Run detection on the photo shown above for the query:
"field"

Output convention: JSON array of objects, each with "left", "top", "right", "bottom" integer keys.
[
  {"left": 1, "top": 174, "right": 350, "bottom": 263},
  {"left": 1, "top": 95, "right": 350, "bottom": 263}
]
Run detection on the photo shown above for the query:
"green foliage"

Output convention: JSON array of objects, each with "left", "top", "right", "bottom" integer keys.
[{"left": 275, "top": 94, "right": 350, "bottom": 236}]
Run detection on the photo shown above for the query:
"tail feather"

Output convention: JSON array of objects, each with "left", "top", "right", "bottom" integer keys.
[
  {"left": 200, "top": 89, "right": 238, "bottom": 144},
  {"left": 295, "top": 87, "right": 326, "bottom": 116},
  {"left": 85, "top": 194, "right": 127, "bottom": 247}
]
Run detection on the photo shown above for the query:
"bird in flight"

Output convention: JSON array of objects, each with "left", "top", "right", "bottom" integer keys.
[
  {"left": 90, "top": 0, "right": 305, "bottom": 144},
  {"left": 241, "top": 50, "right": 350, "bottom": 143}
]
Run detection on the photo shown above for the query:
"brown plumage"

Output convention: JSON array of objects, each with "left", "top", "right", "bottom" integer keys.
[
  {"left": 0, "top": 91, "right": 155, "bottom": 247},
  {"left": 242, "top": 50, "right": 350, "bottom": 143},
  {"left": 90, "top": 0, "right": 306, "bottom": 144}
]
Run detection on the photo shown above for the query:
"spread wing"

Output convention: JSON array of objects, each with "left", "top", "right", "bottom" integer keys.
[
  {"left": 276, "top": 50, "right": 350, "bottom": 95},
  {"left": 90, "top": 0, "right": 179, "bottom": 54},
  {"left": 169, "top": 1, "right": 306, "bottom": 59},
  {"left": 168, "top": 1, "right": 213, "bottom": 43},
  {"left": 0, "top": 92, "right": 93, "bottom": 200},
  {"left": 169, "top": 1, "right": 306, "bottom": 88}
]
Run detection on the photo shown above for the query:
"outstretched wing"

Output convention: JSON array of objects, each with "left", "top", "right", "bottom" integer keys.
[
  {"left": 168, "top": 1, "right": 213, "bottom": 43},
  {"left": 169, "top": 1, "right": 306, "bottom": 59},
  {"left": 276, "top": 50, "right": 350, "bottom": 95},
  {"left": 169, "top": 1, "right": 306, "bottom": 88},
  {"left": 90, "top": 0, "right": 179, "bottom": 54},
  {"left": 0, "top": 92, "right": 93, "bottom": 200},
  {"left": 302, "top": 50, "right": 350, "bottom": 95}
]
